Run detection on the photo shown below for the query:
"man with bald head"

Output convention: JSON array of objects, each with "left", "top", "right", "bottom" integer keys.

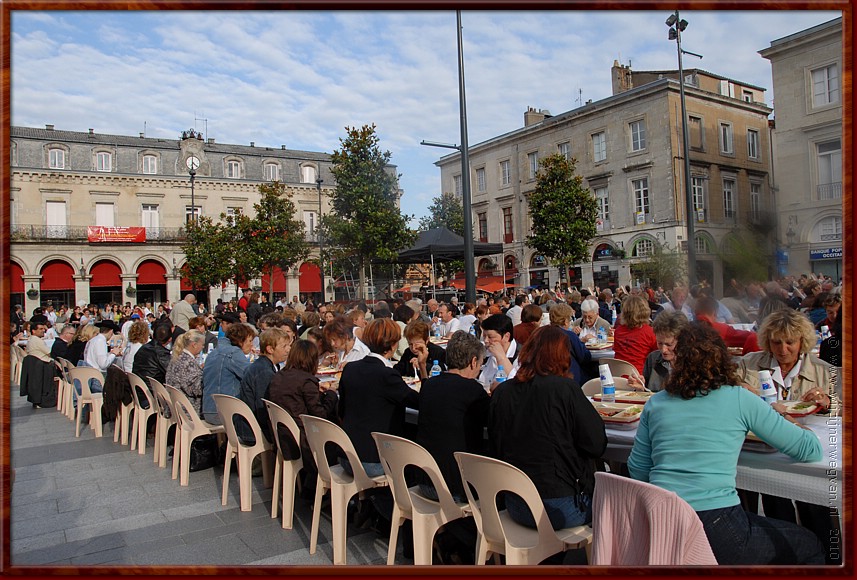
[{"left": 169, "top": 293, "right": 197, "bottom": 331}]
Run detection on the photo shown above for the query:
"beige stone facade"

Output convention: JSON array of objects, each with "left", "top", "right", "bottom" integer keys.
[
  {"left": 759, "top": 18, "right": 843, "bottom": 280},
  {"left": 10, "top": 126, "right": 337, "bottom": 313},
  {"left": 437, "top": 64, "right": 773, "bottom": 294}
]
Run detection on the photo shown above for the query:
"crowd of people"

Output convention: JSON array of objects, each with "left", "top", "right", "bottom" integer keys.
[{"left": 13, "top": 271, "right": 843, "bottom": 565}]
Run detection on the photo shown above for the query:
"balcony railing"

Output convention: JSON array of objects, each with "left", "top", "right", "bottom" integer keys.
[
  {"left": 817, "top": 182, "right": 841, "bottom": 200},
  {"left": 10, "top": 224, "right": 188, "bottom": 242}
]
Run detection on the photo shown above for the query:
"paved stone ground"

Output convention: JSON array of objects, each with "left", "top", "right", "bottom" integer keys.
[{"left": 9, "top": 382, "right": 399, "bottom": 567}]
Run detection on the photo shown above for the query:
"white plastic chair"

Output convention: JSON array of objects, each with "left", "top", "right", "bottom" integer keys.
[
  {"left": 127, "top": 372, "right": 157, "bottom": 454},
  {"left": 165, "top": 384, "right": 225, "bottom": 486},
  {"left": 454, "top": 451, "right": 592, "bottom": 565},
  {"left": 52, "top": 359, "right": 68, "bottom": 413},
  {"left": 213, "top": 394, "right": 274, "bottom": 512},
  {"left": 599, "top": 358, "right": 643, "bottom": 381},
  {"left": 263, "top": 398, "right": 304, "bottom": 530},
  {"left": 591, "top": 472, "right": 717, "bottom": 565},
  {"left": 57, "top": 358, "right": 77, "bottom": 420},
  {"left": 581, "top": 376, "right": 630, "bottom": 397},
  {"left": 373, "top": 432, "right": 471, "bottom": 565},
  {"left": 300, "top": 414, "right": 388, "bottom": 565},
  {"left": 68, "top": 367, "right": 105, "bottom": 438},
  {"left": 148, "top": 377, "right": 177, "bottom": 468}
]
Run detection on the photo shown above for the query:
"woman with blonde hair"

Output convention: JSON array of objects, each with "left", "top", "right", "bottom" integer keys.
[
  {"left": 612, "top": 294, "right": 657, "bottom": 376},
  {"left": 65, "top": 323, "right": 99, "bottom": 366},
  {"left": 165, "top": 330, "right": 205, "bottom": 415}
]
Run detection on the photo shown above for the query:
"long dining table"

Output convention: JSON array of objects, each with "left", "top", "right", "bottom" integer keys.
[{"left": 603, "top": 414, "right": 842, "bottom": 509}]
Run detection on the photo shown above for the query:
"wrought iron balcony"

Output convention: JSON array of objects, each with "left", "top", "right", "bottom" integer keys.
[
  {"left": 817, "top": 182, "right": 841, "bottom": 200},
  {"left": 10, "top": 224, "right": 188, "bottom": 242}
]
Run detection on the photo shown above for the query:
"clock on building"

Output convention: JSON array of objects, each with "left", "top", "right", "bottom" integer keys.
[{"left": 186, "top": 156, "right": 200, "bottom": 172}]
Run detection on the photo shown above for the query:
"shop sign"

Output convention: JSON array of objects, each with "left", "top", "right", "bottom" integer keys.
[
  {"left": 87, "top": 226, "right": 147, "bottom": 243},
  {"left": 808, "top": 247, "right": 842, "bottom": 260}
]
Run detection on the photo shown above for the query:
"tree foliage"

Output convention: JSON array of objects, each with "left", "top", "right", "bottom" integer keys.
[
  {"left": 630, "top": 242, "right": 688, "bottom": 290},
  {"left": 719, "top": 230, "right": 773, "bottom": 284},
  {"left": 526, "top": 153, "right": 597, "bottom": 267},
  {"left": 181, "top": 216, "right": 235, "bottom": 291},
  {"left": 419, "top": 191, "right": 465, "bottom": 281},
  {"left": 321, "top": 124, "right": 415, "bottom": 298}
]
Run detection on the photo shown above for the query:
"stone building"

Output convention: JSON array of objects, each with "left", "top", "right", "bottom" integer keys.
[
  {"left": 10, "top": 125, "right": 341, "bottom": 313},
  {"left": 759, "top": 17, "right": 843, "bottom": 280},
  {"left": 436, "top": 62, "right": 774, "bottom": 295}
]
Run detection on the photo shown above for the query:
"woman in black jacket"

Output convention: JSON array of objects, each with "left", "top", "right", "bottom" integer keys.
[{"left": 489, "top": 324, "right": 607, "bottom": 530}]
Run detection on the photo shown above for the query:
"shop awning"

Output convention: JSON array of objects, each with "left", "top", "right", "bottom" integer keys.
[
  {"left": 299, "top": 262, "right": 321, "bottom": 293},
  {"left": 12, "top": 262, "right": 24, "bottom": 293},
  {"left": 40, "top": 260, "right": 75, "bottom": 291},
  {"left": 137, "top": 260, "right": 167, "bottom": 285},
  {"left": 89, "top": 260, "right": 122, "bottom": 288},
  {"left": 261, "top": 265, "right": 288, "bottom": 293}
]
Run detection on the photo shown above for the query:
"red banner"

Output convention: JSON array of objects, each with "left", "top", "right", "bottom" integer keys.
[{"left": 87, "top": 226, "right": 146, "bottom": 243}]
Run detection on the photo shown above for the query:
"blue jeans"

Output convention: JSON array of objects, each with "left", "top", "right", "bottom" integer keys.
[
  {"left": 418, "top": 482, "right": 465, "bottom": 504},
  {"left": 339, "top": 457, "right": 385, "bottom": 478},
  {"left": 506, "top": 492, "right": 592, "bottom": 530},
  {"left": 696, "top": 504, "right": 825, "bottom": 565}
]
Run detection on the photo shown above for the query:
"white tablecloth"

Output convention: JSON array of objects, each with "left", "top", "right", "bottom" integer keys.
[{"left": 604, "top": 415, "right": 841, "bottom": 508}]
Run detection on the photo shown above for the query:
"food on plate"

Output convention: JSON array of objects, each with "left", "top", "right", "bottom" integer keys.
[
  {"left": 597, "top": 408, "right": 621, "bottom": 417},
  {"left": 790, "top": 402, "right": 815, "bottom": 411}
]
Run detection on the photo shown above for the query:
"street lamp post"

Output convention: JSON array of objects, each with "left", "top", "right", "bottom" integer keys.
[
  {"left": 316, "top": 177, "right": 324, "bottom": 303},
  {"left": 666, "top": 10, "right": 702, "bottom": 287}
]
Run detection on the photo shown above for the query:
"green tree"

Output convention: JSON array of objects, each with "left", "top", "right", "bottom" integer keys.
[
  {"left": 321, "top": 124, "right": 415, "bottom": 299},
  {"left": 419, "top": 191, "right": 465, "bottom": 281},
  {"left": 526, "top": 153, "right": 598, "bottom": 270},
  {"left": 630, "top": 242, "right": 688, "bottom": 289},
  {"left": 719, "top": 230, "right": 772, "bottom": 284},
  {"left": 181, "top": 216, "right": 235, "bottom": 293},
  {"left": 243, "top": 182, "right": 310, "bottom": 302}
]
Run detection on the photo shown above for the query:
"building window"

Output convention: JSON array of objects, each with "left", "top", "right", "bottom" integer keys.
[
  {"left": 528, "top": 152, "right": 539, "bottom": 179},
  {"left": 742, "top": 90, "right": 754, "bottom": 103},
  {"left": 629, "top": 120, "right": 646, "bottom": 152},
  {"left": 142, "top": 204, "right": 159, "bottom": 238},
  {"left": 689, "top": 116, "right": 704, "bottom": 150},
  {"left": 96, "top": 151, "right": 112, "bottom": 172},
  {"left": 226, "top": 160, "right": 241, "bottom": 179},
  {"left": 719, "top": 122, "right": 733, "bottom": 154},
  {"left": 723, "top": 179, "right": 736, "bottom": 220},
  {"left": 594, "top": 186, "right": 609, "bottom": 224},
  {"left": 818, "top": 216, "right": 842, "bottom": 241},
  {"left": 454, "top": 174, "right": 462, "bottom": 197},
  {"left": 750, "top": 183, "right": 761, "bottom": 222},
  {"left": 476, "top": 168, "right": 486, "bottom": 192},
  {"left": 500, "top": 160, "right": 511, "bottom": 186},
  {"left": 142, "top": 154, "right": 157, "bottom": 174},
  {"left": 95, "top": 202, "right": 114, "bottom": 227},
  {"left": 719, "top": 80, "right": 735, "bottom": 98},
  {"left": 747, "top": 129, "right": 760, "bottom": 160},
  {"left": 478, "top": 212, "right": 488, "bottom": 242},
  {"left": 264, "top": 162, "right": 280, "bottom": 181},
  {"left": 46, "top": 200, "right": 67, "bottom": 238},
  {"left": 502, "top": 207, "right": 513, "bottom": 243},
  {"left": 694, "top": 235, "right": 711, "bottom": 254},
  {"left": 632, "top": 177, "right": 649, "bottom": 223},
  {"left": 226, "top": 207, "right": 242, "bottom": 218},
  {"left": 592, "top": 131, "right": 606, "bottom": 162},
  {"left": 692, "top": 177, "right": 706, "bottom": 223},
  {"left": 186, "top": 205, "right": 201, "bottom": 224},
  {"left": 817, "top": 139, "right": 842, "bottom": 200},
  {"left": 302, "top": 210, "right": 318, "bottom": 241},
  {"left": 49, "top": 148, "right": 65, "bottom": 169},
  {"left": 811, "top": 64, "right": 839, "bottom": 107},
  {"left": 632, "top": 238, "right": 654, "bottom": 258},
  {"left": 301, "top": 165, "right": 316, "bottom": 183},
  {"left": 558, "top": 142, "right": 570, "bottom": 160}
]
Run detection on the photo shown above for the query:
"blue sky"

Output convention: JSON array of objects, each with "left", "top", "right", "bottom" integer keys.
[{"left": 11, "top": 9, "right": 839, "bottom": 225}]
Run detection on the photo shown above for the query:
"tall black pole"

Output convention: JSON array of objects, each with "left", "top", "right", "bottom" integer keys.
[
  {"left": 316, "top": 178, "right": 324, "bottom": 304},
  {"left": 674, "top": 10, "right": 697, "bottom": 287},
  {"left": 189, "top": 168, "right": 196, "bottom": 224},
  {"left": 456, "top": 10, "right": 476, "bottom": 305}
]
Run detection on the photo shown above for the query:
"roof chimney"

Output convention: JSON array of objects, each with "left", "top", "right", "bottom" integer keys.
[
  {"left": 45, "top": 124, "right": 54, "bottom": 131},
  {"left": 250, "top": 141, "right": 255, "bottom": 147},
  {"left": 89, "top": 128, "right": 94, "bottom": 134},
  {"left": 281, "top": 145, "right": 286, "bottom": 150},
  {"left": 524, "top": 106, "right": 547, "bottom": 127},
  {"left": 207, "top": 138, "right": 215, "bottom": 144},
  {"left": 139, "top": 132, "right": 145, "bottom": 138}
]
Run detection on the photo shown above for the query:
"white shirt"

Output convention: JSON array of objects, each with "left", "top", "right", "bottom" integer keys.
[
  {"left": 771, "top": 355, "right": 804, "bottom": 401},
  {"left": 83, "top": 333, "right": 115, "bottom": 372},
  {"left": 441, "top": 317, "right": 461, "bottom": 337},
  {"left": 458, "top": 314, "right": 476, "bottom": 332},
  {"left": 479, "top": 339, "right": 519, "bottom": 392},
  {"left": 506, "top": 305, "right": 523, "bottom": 326},
  {"left": 122, "top": 342, "right": 143, "bottom": 373},
  {"left": 366, "top": 352, "right": 395, "bottom": 368},
  {"left": 46, "top": 310, "right": 57, "bottom": 325},
  {"left": 341, "top": 336, "right": 371, "bottom": 366}
]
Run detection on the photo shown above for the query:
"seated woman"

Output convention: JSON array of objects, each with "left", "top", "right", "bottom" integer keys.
[
  {"left": 323, "top": 316, "right": 369, "bottom": 369},
  {"left": 266, "top": 339, "right": 339, "bottom": 490},
  {"left": 122, "top": 320, "right": 151, "bottom": 373},
  {"left": 547, "top": 302, "right": 593, "bottom": 385},
  {"left": 628, "top": 322, "right": 824, "bottom": 565},
  {"left": 627, "top": 310, "right": 689, "bottom": 392},
  {"left": 201, "top": 322, "right": 255, "bottom": 425},
  {"left": 489, "top": 325, "right": 607, "bottom": 530},
  {"left": 612, "top": 294, "right": 658, "bottom": 376},
  {"left": 165, "top": 330, "right": 205, "bottom": 415},
  {"left": 338, "top": 318, "right": 419, "bottom": 477},
  {"left": 393, "top": 319, "right": 446, "bottom": 380},
  {"left": 66, "top": 323, "right": 99, "bottom": 367},
  {"left": 512, "top": 303, "right": 543, "bottom": 346}
]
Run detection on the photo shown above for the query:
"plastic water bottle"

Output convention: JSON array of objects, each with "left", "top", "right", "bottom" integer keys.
[
  {"left": 821, "top": 325, "right": 830, "bottom": 341},
  {"left": 597, "top": 326, "right": 606, "bottom": 343},
  {"left": 469, "top": 324, "right": 477, "bottom": 336},
  {"left": 611, "top": 305, "right": 617, "bottom": 326},
  {"left": 430, "top": 360, "right": 442, "bottom": 378},
  {"left": 599, "top": 363, "right": 616, "bottom": 403},
  {"left": 815, "top": 330, "right": 822, "bottom": 351},
  {"left": 758, "top": 370, "right": 776, "bottom": 404},
  {"left": 495, "top": 365, "right": 507, "bottom": 384},
  {"left": 208, "top": 343, "right": 215, "bottom": 354},
  {"left": 432, "top": 321, "right": 441, "bottom": 340}
]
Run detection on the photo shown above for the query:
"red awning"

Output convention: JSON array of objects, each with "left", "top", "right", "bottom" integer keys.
[
  {"left": 477, "top": 280, "right": 515, "bottom": 293},
  {"left": 137, "top": 260, "right": 167, "bottom": 285},
  {"left": 261, "top": 266, "right": 288, "bottom": 293},
  {"left": 89, "top": 260, "right": 122, "bottom": 288},
  {"left": 181, "top": 277, "right": 194, "bottom": 291},
  {"left": 299, "top": 263, "right": 321, "bottom": 293},
  {"left": 448, "top": 275, "right": 514, "bottom": 294},
  {"left": 40, "top": 260, "right": 75, "bottom": 291},
  {"left": 12, "top": 262, "right": 24, "bottom": 293}
]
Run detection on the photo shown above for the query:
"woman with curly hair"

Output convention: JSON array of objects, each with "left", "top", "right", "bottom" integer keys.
[
  {"left": 612, "top": 294, "right": 657, "bottom": 376},
  {"left": 628, "top": 322, "right": 824, "bottom": 565},
  {"left": 165, "top": 330, "right": 205, "bottom": 415}
]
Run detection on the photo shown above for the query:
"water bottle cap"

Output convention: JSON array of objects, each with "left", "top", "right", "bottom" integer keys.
[
  {"left": 433, "top": 360, "right": 438, "bottom": 365},
  {"left": 498, "top": 365, "right": 504, "bottom": 371}
]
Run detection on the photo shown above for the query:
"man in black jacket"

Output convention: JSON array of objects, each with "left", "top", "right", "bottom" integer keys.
[
  {"left": 50, "top": 324, "right": 76, "bottom": 360},
  {"left": 132, "top": 322, "right": 172, "bottom": 384}
]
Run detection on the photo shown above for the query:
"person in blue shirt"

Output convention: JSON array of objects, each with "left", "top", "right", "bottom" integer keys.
[
  {"left": 202, "top": 323, "right": 255, "bottom": 425},
  {"left": 628, "top": 322, "right": 824, "bottom": 565}
]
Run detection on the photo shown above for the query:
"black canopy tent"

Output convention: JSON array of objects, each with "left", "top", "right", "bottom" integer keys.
[{"left": 395, "top": 227, "right": 503, "bottom": 300}]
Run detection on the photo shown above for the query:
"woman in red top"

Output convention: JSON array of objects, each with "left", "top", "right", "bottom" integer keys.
[{"left": 612, "top": 295, "right": 658, "bottom": 375}]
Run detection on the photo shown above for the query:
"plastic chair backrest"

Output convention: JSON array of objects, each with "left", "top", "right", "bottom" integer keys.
[
  {"left": 69, "top": 366, "right": 104, "bottom": 398},
  {"left": 212, "top": 394, "right": 269, "bottom": 451},
  {"left": 300, "top": 414, "right": 377, "bottom": 489},
  {"left": 262, "top": 399, "right": 302, "bottom": 460},
  {"left": 147, "top": 377, "right": 173, "bottom": 420},
  {"left": 166, "top": 384, "right": 203, "bottom": 433},
  {"left": 455, "top": 452, "right": 557, "bottom": 549},
  {"left": 127, "top": 371, "right": 156, "bottom": 411},
  {"left": 372, "top": 432, "right": 462, "bottom": 520},
  {"left": 600, "top": 358, "right": 642, "bottom": 380},
  {"left": 581, "top": 376, "right": 630, "bottom": 397}
]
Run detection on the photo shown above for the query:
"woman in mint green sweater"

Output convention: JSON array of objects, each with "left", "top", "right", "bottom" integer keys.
[{"left": 628, "top": 322, "right": 824, "bottom": 565}]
